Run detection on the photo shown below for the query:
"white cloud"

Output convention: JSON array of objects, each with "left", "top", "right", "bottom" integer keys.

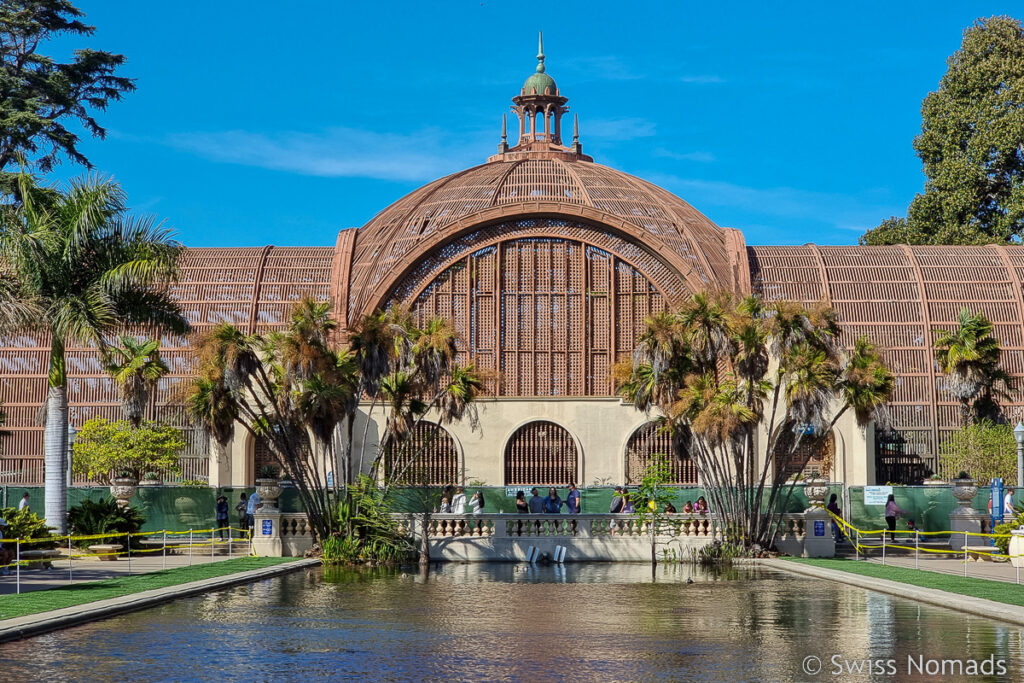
[
  {"left": 582, "top": 117, "right": 656, "bottom": 140},
  {"left": 165, "top": 127, "right": 482, "bottom": 182},
  {"left": 653, "top": 148, "right": 716, "bottom": 163}
]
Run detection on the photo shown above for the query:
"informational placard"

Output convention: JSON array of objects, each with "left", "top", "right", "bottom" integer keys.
[
  {"left": 813, "top": 520, "right": 826, "bottom": 537},
  {"left": 863, "top": 486, "right": 893, "bottom": 505},
  {"left": 262, "top": 519, "right": 273, "bottom": 536},
  {"left": 505, "top": 486, "right": 530, "bottom": 498}
]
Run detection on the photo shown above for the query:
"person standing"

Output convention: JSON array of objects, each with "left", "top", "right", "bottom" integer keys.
[
  {"left": 18, "top": 492, "right": 30, "bottom": 512},
  {"left": 215, "top": 496, "right": 230, "bottom": 540},
  {"left": 621, "top": 488, "right": 635, "bottom": 514},
  {"left": 469, "top": 490, "right": 485, "bottom": 515},
  {"left": 566, "top": 483, "right": 581, "bottom": 514},
  {"left": 235, "top": 493, "right": 249, "bottom": 534},
  {"left": 609, "top": 486, "right": 624, "bottom": 514},
  {"left": 544, "top": 487, "right": 563, "bottom": 513},
  {"left": 827, "top": 493, "right": 845, "bottom": 543},
  {"left": 246, "top": 490, "right": 262, "bottom": 535},
  {"left": 515, "top": 491, "right": 529, "bottom": 513},
  {"left": 451, "top": 487, "right": 467, "bottom": 514},
  {"left": 884, "top": 493, "right": 904, "bottom": 540},
  {"left": 528, "top": 487, "right": 545, "bottom": 513},
  {"left": 1005, "top": 488, "right": 1017, "bottom": 519}
]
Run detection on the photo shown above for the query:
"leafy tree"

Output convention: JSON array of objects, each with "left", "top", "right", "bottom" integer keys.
[
  {"left": 934, "top": 308, "right": 1010, "bottom": 425},
  {"left": 72, "top": 417, "right": 185, "bottom": 485},
  {"left": 862, "top": 16, "right": 1024, "bottom": 245},
  {"left": 0, "top": 171, "right": 187, "bottom": 532},
  {"left": 0, "top": 0, "right": 134, "bottom": 184},
  {"left": 631, "top": 453, "right": 676, "bottom": 567},
  {"left": 616, "top": 292, "right": 894, "bottom": 550},
  {"left": 938, "top": 421, "right": 1017, "bottom": 485},
  {"left": 103, "top": 336, "right": 169, "bottom": 428}
]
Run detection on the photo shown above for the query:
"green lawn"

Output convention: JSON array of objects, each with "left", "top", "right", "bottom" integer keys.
[
  {"left": 0, "top": 556, "right": 297, "bottom": 620},
  {"left": 784, "top": 557, "right": 1024, "bottom": 608}
]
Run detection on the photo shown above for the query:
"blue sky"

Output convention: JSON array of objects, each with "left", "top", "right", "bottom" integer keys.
[{"left": 45, "top": 2, "right": 1023, "bottom": 247}]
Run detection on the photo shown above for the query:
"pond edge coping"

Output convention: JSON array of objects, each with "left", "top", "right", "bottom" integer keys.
[
  {"left": 0, "top": 557, "right": 320, "bottom": 643},
  {"left": 762, "top": 558, "right": 1024, "bottom": 628}
]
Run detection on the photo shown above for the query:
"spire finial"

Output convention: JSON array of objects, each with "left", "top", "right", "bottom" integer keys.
[
  {"left": 501, "top": 113, "right": 507, "bottom": 142},
  {"left": 573, "top": 113, "right": 579, "bottom": 143},
  {"left": 536, "top": 31, "right": 545, "bottom": 73}
]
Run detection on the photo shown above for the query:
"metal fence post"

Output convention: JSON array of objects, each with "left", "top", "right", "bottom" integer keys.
[
  {"left": 15, "top": 539, "right": 21, "bottom": 595},
  {"left": 855, "top": 527, "right": 859, "bottom": 561},
  {"left": 127, "top": 533, "right": 131, "bottom": 575},
  {"left": 228, "top": 531, "right": 232, "bottom": 557},
  {"left": 162, "top": 530, "right": 167, "bottom": 570},
  {"left": 964, "top": 542, "right": 969, "bottom": 577},
  {"left": 914, "top": 530, "right": 919, "bottom": 570},
  {"left": 211, "top": 528, "right": 215, "bottom": 559},
  {"left": 882, "top": 532, "right": 886, "bottom": 566},
  {"left": 188, "top": 529, "right": 193, "bottom": 567},
  {"left": 68, "top": 533, "right": 73, "bottom": 583}
]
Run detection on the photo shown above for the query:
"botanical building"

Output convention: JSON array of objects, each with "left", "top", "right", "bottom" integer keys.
[{"left": 2, "top": 43, "right": 1022, "bottom": 488}]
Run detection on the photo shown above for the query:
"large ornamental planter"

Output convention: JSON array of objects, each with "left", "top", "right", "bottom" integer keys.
[
  {"left": 951, "top": 477, "right": 979, "bottom": 510},
  {"left": 256, "top": 478, "right": 283, "bottom": 511},
  {"left": 109, "top": 477, "right": 138, "bottom": 508},
  {"left": 802, "top": 477, "right": 830, "bottom": 510},
  {"left": 1010, "top": 530, "right": 1024, "bottom": 568}
]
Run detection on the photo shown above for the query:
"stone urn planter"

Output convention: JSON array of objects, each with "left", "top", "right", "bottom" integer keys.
[
  {"left": 951, "top": 477, "right": 979, "bottom": 510},
  {"left": 88, "top": 543, "right": 123, "bottom": 561},
  {"left": 256, "top": 478, "right": 283, "bottom": 512},
  {"left": 1010, "top": 530, "right": 1024, "bottom": 568},
  {"left": 109, "top": 477, "right": 138, "bottom": 508},
  {"left": 138, "top": 473, "right": 162, "bottom": 486},
  {"left": 802, "top": 476, "right": 830, "bottom": 510}
]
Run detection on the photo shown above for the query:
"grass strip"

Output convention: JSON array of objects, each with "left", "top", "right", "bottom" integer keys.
[
  {"left": 784, "top": 557, "right": 1024, "bottom": 608},
  {"left": 0, "top": 557, "right": 296, "bottom": 620}
]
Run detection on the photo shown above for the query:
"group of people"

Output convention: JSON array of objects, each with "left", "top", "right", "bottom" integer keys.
[
  {"left": 434, "top": 484, "right": 713, "bottom": 515},
  {"left": 438, "top": 486, "right": 489, "bottom": 515}
]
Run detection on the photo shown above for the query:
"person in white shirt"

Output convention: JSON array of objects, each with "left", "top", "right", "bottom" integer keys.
[
  {"left": 18, "top": 492, "right": 30, "bottom": 511},
  {"left": 451, "top": 487, "right": 467, "bottom": 514},
  {"left": 1005, "top": 488, "right": 1016, "bottom": 518},
  {"left": 469, "top": 490, "right": 485, "bottom": 515}
]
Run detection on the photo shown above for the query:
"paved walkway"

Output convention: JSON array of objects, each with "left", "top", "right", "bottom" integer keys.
[
  {"left": 835, "top": 539, "right": 1024, "bottom": 584},
  {"left": 0, "top": 544, "right": 253, "bottom": 595}
]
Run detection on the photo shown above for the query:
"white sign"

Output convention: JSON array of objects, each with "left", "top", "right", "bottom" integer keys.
[
  {"left": 505, "top": 486, "right": 530, "bottom": 498},
  {"left": 864, "top": 486, "right": 893, "bottom": 506}
]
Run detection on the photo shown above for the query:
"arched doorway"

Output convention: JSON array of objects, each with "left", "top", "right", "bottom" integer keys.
[
  {"left": 504, "top": 420, "right": 578, "bottom": 486},
  {"left": 625, "top": 422, "right": 697, "bottom": 485},
  {"left": 383, "top": 422, "right": 460, "bottom": 486},
  {"left": 773, "top": 423, "right": 835, "bottom": 480}
]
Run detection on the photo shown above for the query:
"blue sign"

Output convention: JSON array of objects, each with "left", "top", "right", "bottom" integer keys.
[
  {"left": 813, "top": 520, "right": 826, "bottom": 537},
  {"left": 992, "top": 478, "right": 1004, "bottom": 547},
  {"left": 261, "top": 519, "right": 273, "bottom": 536}
]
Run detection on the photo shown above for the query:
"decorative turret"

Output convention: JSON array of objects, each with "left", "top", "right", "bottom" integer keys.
[{"left": 488, "top": 32, "right": 592, "bottom": 163}]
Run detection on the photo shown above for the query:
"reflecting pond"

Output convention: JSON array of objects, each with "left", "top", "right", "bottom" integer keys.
[{"left": 1, "top": 563, "right": 1022, "bottom": 681}]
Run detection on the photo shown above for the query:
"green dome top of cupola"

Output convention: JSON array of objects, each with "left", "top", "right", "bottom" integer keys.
[{"left": 521, "top": 31, "right": 558, "bottom": 95}]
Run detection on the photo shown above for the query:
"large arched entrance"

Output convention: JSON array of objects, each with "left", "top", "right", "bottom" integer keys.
[
  {"left": 504, "top": 420, "right": 578, "bottom": 486},
  {"left": 252, "top": 435, "right": 279, "bottom": 484},
  {"left": 625, "top": 422, "right": 697, "bottom": 485},
  {"left": 383, "top": 422, "right": 460, "bottom": 486}
]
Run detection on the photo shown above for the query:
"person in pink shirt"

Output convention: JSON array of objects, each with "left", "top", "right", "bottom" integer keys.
[{"left": 884, "top": 494, "right": 904, "bottom": 540}]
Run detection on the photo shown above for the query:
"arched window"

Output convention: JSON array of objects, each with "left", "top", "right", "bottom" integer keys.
[
  {"left": 253, "top": 435, "right": 279, "bottom": 482},
  {"left": 625, "top": 422, "right": 697, "bottom": 485},
  {"left": 774, "top": 423, "right": 835, "bottom": 480},
  {"left": 383, "top": 422, "right": 460, "bottom": 486},
  {"left": 504, "top": 420, "right": 578, "bottom": 486}
]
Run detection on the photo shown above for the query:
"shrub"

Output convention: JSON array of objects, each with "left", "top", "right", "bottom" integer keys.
[
  {"left": 994, "top": 504, "right": 1024, "bottom": 555},
  {"left": 938, "top": 422, "right": 1017, "bottom": 485},
  {"left": 0, "top": 507, "right": 56, "bottom": 549},
  {"left": 330, "top": 475, "right": 412, "bottom": 564},
  {"left": 67, "top": 498, "right": 145, "bottom": 548}
]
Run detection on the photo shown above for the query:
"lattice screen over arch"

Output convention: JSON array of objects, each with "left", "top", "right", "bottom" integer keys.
[
  {"left": 395, "top": 222, "right": 674, "bottom": 397},
  {"left": 383, "top": 422, "right": 460, "bottom": 486},
  {"left": 504, "top": 420, "right": 578, "bottom": 486},
  {"left": 773, "top": 424, "right": 835, "bottom": 481},
  {"left": 625, "top": 422, "right": 698, "bottom": 485}
]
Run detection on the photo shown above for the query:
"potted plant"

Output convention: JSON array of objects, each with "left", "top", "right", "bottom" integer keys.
[
  {"left": 256, "top": 465, "right": 283, "bottom": 511},
  {"left": 139, "top": 471, "right": 162, "bottom": 486}
]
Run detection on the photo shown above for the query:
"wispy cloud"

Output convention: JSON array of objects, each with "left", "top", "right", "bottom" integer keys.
[
  {"left": 165, "top": 127, "right": 482, "bottom": 182},
  {"left": 678, "top": 74, "right": 725, "bottom": 84},
  {"left": 644, "top": 173, "right": 900, "bottom": 237},
  {"left": 565, "top": 55, "right": 644, "bottom": 81},
  {"left": 583, "top": 117, "right": 656, "bottom": 140},
  {"left": 653, "top": 148, "right": 715, "bottom": 163}
]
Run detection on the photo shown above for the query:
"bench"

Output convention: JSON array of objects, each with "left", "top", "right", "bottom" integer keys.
[
  {"left": 20, "top": 549, "right": 60, "bottom": 569},
  {"left": 87, "top": 543, "right": 123, "bottom": 561},
  {"left": 964, "top": 545, "right": 1004, "bottom": 562}
]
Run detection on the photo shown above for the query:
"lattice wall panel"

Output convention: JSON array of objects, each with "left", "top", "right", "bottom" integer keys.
[
  {"left": 400, "top": 226, "right": 673, "bottom": 397},
  {"left": 750, "top": 245, "right": 1024, "bottom": 472},
  {"left": 625, "top": 422, "right": 697, "bottom": 485},
  {"left": 0, "top": 246, "right": 333, "bottom": 481},
  {"left": 774, "top": 425, "right": 835, "bottom": 480},
  {"left": 384, "top": 422, "right": 459, "bottom": 486},
  {"left": 504, "top": 420, "right": 578, "bottom": 486}
]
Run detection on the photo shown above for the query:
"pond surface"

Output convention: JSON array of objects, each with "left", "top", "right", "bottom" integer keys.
[{"left": 1, "top": 563, "right": 1022, "bottom": 681}]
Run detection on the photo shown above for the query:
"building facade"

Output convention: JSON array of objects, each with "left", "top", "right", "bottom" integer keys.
[{"left": 2, "top": 42, "right": 1021, "bottom": 487}]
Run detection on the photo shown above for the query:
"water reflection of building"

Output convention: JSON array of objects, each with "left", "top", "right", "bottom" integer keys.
[{"left": 5, "top": 36, "right": 1024, "bottom": 488}]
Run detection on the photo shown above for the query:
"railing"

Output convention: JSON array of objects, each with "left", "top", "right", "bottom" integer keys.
[
  {"left": 280, "top": 513, "right": 313, "bottom": 539},
  {"left": 392, "top": 513, "right": 723, "bottom": 540}
]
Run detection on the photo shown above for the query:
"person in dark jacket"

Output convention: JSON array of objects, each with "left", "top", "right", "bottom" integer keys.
[
  {"left": 235, "top": 493, "right": 249, "bottom": 536},
  {"left": 826, "top": 493, "right": 844, "bottom": 542},
  {"left": 215, "top": 496, "right": 230, "bottom": 539}
]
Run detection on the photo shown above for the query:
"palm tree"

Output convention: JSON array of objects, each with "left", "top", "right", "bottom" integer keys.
[
  {"left": 0, "top": 172, "right": 187, "bottom": 532},
  {"left": 935, "top": 308, "right": 1006, "bottom": 425},
  {"left": 104, "top": 336, "right": 169, "bottom": 428},
  {"left": 181, "top": 376, "right": 238, "bottom": 477}
]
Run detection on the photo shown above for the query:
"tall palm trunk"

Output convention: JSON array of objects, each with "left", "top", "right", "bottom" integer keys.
[{"left": 43, "top": 384, "right": 69, "bottom": 534}]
